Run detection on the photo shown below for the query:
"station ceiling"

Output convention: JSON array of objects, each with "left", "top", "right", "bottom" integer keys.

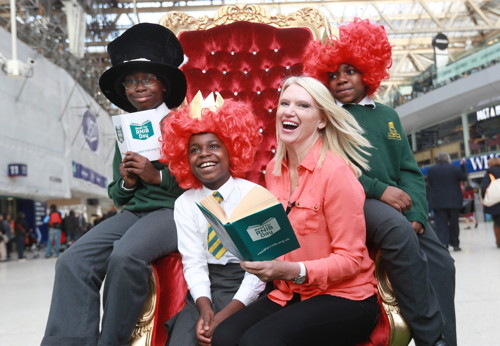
[{"left": 1, "top": 0, "right": 500, "bottom": 112}]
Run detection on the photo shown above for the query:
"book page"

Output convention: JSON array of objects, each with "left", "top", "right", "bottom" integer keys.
[
  {"left": 198, "top": 195, "right": 229, "bottom": 224},
  {"left": 230, "top": 186, "right": 281, "bottom": 221},
  {"left": 198, "top": 185, "right": 281, "bottom": 224}
]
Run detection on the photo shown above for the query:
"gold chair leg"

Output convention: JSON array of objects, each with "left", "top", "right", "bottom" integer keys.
[
  {"left": 130, "top": 272, "right": 157, "bottom": 346},
  {"left": 374, "top": 251, "right": 412, "bottom": 346}
]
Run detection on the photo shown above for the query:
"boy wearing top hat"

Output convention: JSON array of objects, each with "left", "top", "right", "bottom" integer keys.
[
  {"left": 42, "top": 23, "right": 187, "bottom": 346},
  {"left": 304, "top": 18, "right": 454, "bottom": 346}
]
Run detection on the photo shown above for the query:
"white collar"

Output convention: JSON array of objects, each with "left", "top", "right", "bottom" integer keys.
[
  {"left": 155, "top": 103, "right": 169, "bottom": 115},
  {"left": 202, "top": 176, "right": 235, "bottom": 201},
  {"left": 335, "top": 96, "right": 376, "bottom": 108}
]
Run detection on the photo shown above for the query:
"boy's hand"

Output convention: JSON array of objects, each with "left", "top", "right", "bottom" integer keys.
[
  {"left": 241, "top": 259, "right": 298, "bottom": 282},
  {"left": 196, "top": 297, "right": 214, "bottom": 345},
  {"left": 380, "top": 186, "right": 412, "bottom": 213},
  {"left": 411, "top": 221, "right": 425, "bottom": 235},
  {"left": 121, "top": 151, "right": 161, "bottom": 185},
  {"left": 119, "top": 160, "right": 138, "bottom": 188},
  {"left": 199, "top": 300, "right": 245, "bottom": 344}
]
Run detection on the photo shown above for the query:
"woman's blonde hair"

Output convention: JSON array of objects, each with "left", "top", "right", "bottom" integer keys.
[{"left": 273, "top": 76, "right": 371, "bottom": 177}]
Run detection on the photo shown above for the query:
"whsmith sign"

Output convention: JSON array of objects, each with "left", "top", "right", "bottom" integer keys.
[{"left": 421, "top": 152, "right": 500, "bottom": 176}]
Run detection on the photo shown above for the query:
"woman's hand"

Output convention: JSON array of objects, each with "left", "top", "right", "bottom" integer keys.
[
  {"left": 241, "top": 260, "right": 300, "bottom": 282},
  {"left": 121, "top": 151, "right": 161, "bottom": 186},
  {"left": 380, "top": 186, "right": 412, "bottom": 213}
]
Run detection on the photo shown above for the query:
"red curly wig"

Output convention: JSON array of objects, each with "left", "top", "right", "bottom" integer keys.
[
  {"left": 160, "top": 99, "right": 262, "bottom": 189},
  {"left": 303, "top": 17, "right": 392, "bottom": 97}
]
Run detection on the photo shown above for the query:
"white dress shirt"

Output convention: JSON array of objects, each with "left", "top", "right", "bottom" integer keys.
[{"left": 174, "top": 176, "right": 266, "bottom": 305}]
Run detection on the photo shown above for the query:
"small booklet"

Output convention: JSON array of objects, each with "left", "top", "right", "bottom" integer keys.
[
  {"left": 112, "top": 109, "right": 166, "bottom": 161},
  {"left": 196, "top": 185, "right": 300, "bottom": 261}
]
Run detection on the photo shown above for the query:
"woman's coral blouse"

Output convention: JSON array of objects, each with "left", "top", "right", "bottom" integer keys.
[{"left": 265, "top": 141, "right": 377, "bottom": 306}]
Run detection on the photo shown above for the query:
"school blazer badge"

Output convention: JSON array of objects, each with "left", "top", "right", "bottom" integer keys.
[{"left": 387, "top": 122, "right": 401, "bottom": 140}]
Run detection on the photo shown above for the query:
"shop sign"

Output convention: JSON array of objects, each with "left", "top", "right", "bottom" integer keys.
[
  {"left": 476, "top": 103, "right": 500, "bottom": 121},
  {"left": 466, "top": 152, "right": 500, "bottom": 172},
  {"left": 8, "top": 163, "right": 27, "bottom": 177},
  {"left": 421, "top": 152, "right": 500, "bottom": 176}
]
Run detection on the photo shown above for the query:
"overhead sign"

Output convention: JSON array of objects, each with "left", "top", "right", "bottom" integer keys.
[
  {"left": 436, "top": 40, "right": 500, "bottom": 84},
  {"left": 8, "top": 163, "right": 27, "bottom": 177},
  {"left": 72, "top": 161, "right": 107, "bottom": 188},
  {"left": 432, "top": 33, "right": 449, "bottom": 50}
]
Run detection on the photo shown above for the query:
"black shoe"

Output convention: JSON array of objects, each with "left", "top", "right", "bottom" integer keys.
[{"left": 453, "top": 246, "right": 462, "bottom": 251}]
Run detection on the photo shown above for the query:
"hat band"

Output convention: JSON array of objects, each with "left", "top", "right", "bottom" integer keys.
[{"left": 122, "top": 58, "right": 152, "bottom": 63}]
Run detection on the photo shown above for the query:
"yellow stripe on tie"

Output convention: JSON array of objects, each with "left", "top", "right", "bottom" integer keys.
[
  {"left": 208, "top": 229, "right": 217, "bottom": 242},
  {"left": 207, "top": 191, "right": 227, "bottom": 259}
]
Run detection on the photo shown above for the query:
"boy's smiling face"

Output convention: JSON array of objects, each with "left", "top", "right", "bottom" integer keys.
[{"left": 188, "top": 133, "right": 231, "bottom": 190}]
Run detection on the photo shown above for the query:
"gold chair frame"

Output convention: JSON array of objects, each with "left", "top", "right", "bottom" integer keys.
[{"left": 159, "top": 4, "right": 335, "bottom": 41}]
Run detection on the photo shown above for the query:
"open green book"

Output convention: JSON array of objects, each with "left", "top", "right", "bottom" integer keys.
[{"left": 196, "top": 185, "right": 300, "bottom": 261}]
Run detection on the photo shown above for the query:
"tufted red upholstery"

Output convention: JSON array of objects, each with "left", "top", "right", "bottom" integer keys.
[{"left": 178, "top": 21, "right": 314, "bottom": 185}]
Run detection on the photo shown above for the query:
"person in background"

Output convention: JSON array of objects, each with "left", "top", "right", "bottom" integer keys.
[
  {"left": 63, "top": 209, "right": 79, "bottom": 245},
  {"left": 161, "top": 94, "right": 265, "bottom": 346},
  {"left": 213, "top": 76, "right": 379, "bottom": 346},
  {"left": 427, "top": 154, "right": 467, "bottom": 251},
  {"left": 304, "top": 18, "right": 454, "bottom": 346},
  {"left": 76, "top": 212, "right": 88, "bottom": 238},
  {"left": 0, "top": 214, "right": 7, "bottom": 261},
  {"left": 14, "top": 211, "right": 30, "bottom": 261},
  {"left": 3, "top": 214, "right": 14, "bottom": 260},
  {"left": 480, "top": 157, "right": 500, "bottom": 248},
  {"left": 461, "top": 181, "right": 478, "bottom": 229},
  {"left": 41, "top": 23, "right": 187, "bottom": 346},
  {"left": 45, "top": 204, "right": 63, "bottom": 258}
]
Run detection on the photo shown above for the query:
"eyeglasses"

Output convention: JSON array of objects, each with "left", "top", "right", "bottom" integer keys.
[{"left": 122, "top": 75, "right": 159, "bottom": 89}]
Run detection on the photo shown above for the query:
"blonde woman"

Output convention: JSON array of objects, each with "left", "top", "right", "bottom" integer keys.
[{"left": 213, "top": 76, "right": 379, "bottom": 346}]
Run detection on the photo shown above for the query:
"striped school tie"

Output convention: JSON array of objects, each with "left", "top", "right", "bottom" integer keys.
[{"left": 207, "top": 191, "right": 227, "bottom": 259}]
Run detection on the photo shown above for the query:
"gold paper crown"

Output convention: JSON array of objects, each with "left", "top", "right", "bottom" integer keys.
[{"left": 190, "top": 91, "right": 225, "bottom": 119}]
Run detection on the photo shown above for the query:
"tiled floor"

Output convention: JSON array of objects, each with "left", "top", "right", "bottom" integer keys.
[{"left": 1, "top": 222, "right": 499, "bottom": 346}]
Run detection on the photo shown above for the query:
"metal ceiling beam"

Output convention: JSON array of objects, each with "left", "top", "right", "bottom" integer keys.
[{"left": 1, "top": 0, "right": 499, "bottom": 114}]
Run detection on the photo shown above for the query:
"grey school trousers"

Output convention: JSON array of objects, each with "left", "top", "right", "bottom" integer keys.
[
  {"left": 41, "top": 208, "right": 177, "bottom": 346},
  {"left": 364, "top": 199, "right": 456, "bottom": 346}
]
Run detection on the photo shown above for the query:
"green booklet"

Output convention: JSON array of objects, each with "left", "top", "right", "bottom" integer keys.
[{"left": 196, "top": 185, "right": 300, "bottom": 261}]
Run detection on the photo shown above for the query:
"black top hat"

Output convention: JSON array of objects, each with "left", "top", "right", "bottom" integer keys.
[{"left": 99, "top": 23, "right": 187, "bottom": 112}]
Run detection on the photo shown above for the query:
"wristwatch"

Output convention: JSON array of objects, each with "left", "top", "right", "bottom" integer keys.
[{"left": 294, "top": 262, "right": 307, "bottom": 284}]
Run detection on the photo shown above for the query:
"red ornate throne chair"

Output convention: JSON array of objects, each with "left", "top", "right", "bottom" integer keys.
[
  {"left": 131, "top": 5, "right": 411, "bottom": 346},
  {"left": 162, "top": 5, "right": 333, "bottom": 186}
]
